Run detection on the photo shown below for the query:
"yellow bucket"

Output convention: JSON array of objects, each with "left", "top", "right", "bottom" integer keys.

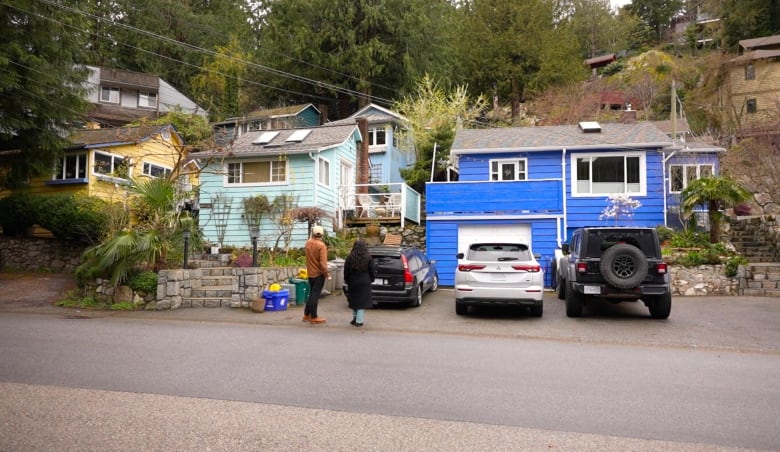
[{"left": 298, "top": 268, "right": 308, "bottom": 279}]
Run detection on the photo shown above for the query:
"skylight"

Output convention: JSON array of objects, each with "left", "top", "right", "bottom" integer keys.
[
  {"left": 252, "top": 131, "right": 280, "bottom": 144},
  {"left": 286, "top": 129, "right": 312, "bottom": 142}
]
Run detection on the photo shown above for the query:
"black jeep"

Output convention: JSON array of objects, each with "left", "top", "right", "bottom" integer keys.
[{"left": 555, "top": 227, "right": 671, "bottom": 319}]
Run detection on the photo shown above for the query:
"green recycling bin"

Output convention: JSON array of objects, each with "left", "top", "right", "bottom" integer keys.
[{"left": 289, "top": 277, "right": 310, "bottom": 305}]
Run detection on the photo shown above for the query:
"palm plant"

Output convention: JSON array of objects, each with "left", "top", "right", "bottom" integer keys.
[
  {"left": 680, "top": 176, "right": 752, "bottom": 243},
  {"left": 77, "top": 177, "right": 191, "bottom": 286}
]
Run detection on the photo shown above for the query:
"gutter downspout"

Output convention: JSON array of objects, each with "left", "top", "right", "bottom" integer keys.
[
  {"left": 662, "top": 150, "right": 678, "bottom": 228},
  {"left": 308, "top": 151, "right": 318, "bottom": 208},
  {"left": 561, "top": 147, "right": 567, "bottom": 247}
]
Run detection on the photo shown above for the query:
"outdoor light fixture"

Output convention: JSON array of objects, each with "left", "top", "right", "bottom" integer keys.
[
  {"left": 250, "top": 227, "right": 259, "bottom": 267},
  {"left": 183, "top": 230, "right": 191, "bottom": 269}
]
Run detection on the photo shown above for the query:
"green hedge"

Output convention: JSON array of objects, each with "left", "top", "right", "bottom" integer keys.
[{"left": 0, "top": 193, "right": 110, "bottom": 244}]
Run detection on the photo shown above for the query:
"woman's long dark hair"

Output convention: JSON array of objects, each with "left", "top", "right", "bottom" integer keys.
[{"left": 345, "top": 240, "right": 371, "bottom": 273}]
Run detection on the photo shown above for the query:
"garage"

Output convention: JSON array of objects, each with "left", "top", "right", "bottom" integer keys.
[{"left": 457, "top": 224, "right": 532, "bottom": 254}]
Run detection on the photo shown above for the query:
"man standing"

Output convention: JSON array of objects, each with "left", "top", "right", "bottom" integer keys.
[{"left": 303, "top": 225, "right": 329, "bottom": 324}]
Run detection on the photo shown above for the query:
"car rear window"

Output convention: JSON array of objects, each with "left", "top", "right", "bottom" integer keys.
[
  {"left": 467, "top": 243, "right": 532, "bottom": 261},
  {"left": 373, "top": 255, "right": 402, "bottom": 273},
  {"left": 584, "top": 230, "right": 659, "bottom": 258}
]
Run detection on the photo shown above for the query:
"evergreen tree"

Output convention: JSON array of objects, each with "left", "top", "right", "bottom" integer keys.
[{"left": 0, "top": 0, "right": 92, "bottom": 191}]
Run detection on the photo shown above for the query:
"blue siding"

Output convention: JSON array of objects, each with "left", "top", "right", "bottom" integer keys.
[
  {"left": 458, "top": 150, "right": 562, "bottom": 181},
  {"left": 198, "top": 141, "right": 357, "bottom": 249},
  {"left": 298, "top": 106, "right": 321, "bottom": 127},
  {"left": 426, "top": 180, "right": 562, "bottom": 216}
]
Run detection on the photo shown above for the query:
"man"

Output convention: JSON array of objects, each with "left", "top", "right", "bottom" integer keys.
[{"left": 303, "top": 225, "right": 330, "bottom": 324}]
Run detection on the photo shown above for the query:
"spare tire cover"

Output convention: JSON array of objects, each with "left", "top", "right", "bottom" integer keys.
[{"left": 599, "top": 243, "right": 648, "bottom": 289}]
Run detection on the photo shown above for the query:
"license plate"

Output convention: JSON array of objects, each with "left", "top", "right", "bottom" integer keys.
[
  {"left": 375, "top": 278, "right": 387, "bottom": 285},
  {"left": 584, "top": 285, "right": 601, "bottom": 295}
]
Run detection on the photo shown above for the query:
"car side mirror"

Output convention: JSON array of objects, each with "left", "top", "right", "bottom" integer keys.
[
  {"left": 456, "top": 252, "right": 464, "bottom": 259},
  {"left": 533, "top": 253, "right": 541, "bottom": 260},
  {"left": 561, "top": 244, "right": 569, "bottom": 254}
]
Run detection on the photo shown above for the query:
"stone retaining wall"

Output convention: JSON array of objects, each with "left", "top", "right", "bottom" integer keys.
[
  {"left": 0, "top": 237, "right": 86, "bottom": 273},
  {"left": 668, "top": 265, "right": 737, "bottom": 296}
]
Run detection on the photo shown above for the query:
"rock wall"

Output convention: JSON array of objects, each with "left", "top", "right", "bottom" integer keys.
[
  {"left": 0, "top": 237, "right": 86, "bottom": 273},
  {"left": 669, "top": 265, "right": 737, "bottom": 296}
]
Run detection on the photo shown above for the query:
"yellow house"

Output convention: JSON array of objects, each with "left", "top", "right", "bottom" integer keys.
[
  {"left": 26, "top": 124, "right": 187, "bottom": 206},
  {"left": 722, "top": 34, "right": 780, "bottom": 127}
]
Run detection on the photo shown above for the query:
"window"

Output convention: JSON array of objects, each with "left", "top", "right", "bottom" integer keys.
[
  {"left": 94, "top": 151, "right": 129, "bottom": 178},
  {"left": 142, "top": 162, "right": 172, "bottom": 178},
  {"left": 745, "top": 64, "right": 755, "bottom": 80},
  {"left": 572, "top": 153, "right": 645, "bottom": 196},
  {"left": 100, "top": 86, "right": 120, "bottom": 104},
  {"left": 490, "top": 158, "right": 527, "bottom": 181},
  {"left": 746, "top": 98, "right": 757, "bottom": 114},
  {"left": 669, "top": 164, "right": 714, "bottom": 193},
  {"left": 368, "top": 128, "right": 386, "bottom": 146},
  {"left": 138, "top": 91, "right": 157, "bottom": 108},
  {"left": 226, "top": 160, "right": 286, "bottom": 184},
  {"left": 318, "top": 157, "right": 330, "bottom": 187},
  {"left": 54, "top": 153, "right": 87, "bottom": 180}
]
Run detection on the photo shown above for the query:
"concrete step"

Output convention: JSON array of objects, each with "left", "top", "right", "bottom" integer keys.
[{"left": 181, "top": 297, "right": 238, "bottom": 308}]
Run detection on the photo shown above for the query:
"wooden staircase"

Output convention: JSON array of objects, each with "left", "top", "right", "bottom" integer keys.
[{"left": 727, "top": 217, "right": 780, "bottom": 297}]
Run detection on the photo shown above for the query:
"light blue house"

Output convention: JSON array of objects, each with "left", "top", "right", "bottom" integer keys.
[
  {"left": 425, "top": 120, "right": 722, "bottom": 287},
  {"left": 191, "top": 123, "right": 361, "bottom": 249},
  {"left": 331, "top": 103, "right": 414, "bottom": 185}
]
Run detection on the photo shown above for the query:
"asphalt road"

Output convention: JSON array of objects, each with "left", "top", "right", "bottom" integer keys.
[{"left": 1, "top": 276, "right": 779, "bottom": 451}]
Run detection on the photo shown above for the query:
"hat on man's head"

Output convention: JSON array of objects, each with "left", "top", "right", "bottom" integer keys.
[{"left": 312, "top": 225, "right": 324, "bottom": 237}]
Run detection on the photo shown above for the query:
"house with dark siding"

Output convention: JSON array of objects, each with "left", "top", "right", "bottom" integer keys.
[{"left": 425, "top": 120, "right": 720, "bottom": 287}]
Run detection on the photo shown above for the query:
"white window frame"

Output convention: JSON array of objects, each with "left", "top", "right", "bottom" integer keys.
[
  {"left": 571, "top": 152, "right": 646, "bottom": 197},
  {"left": 142, "top": 161, "right": 172, "bottom": 178},
  {"left": 53, "top": 153, "right": 88, "bottom": 180},
  {"left": 368, "top": 127, "right": 386, "bottom": 146},
  {"left": 669, "top": 163, "right": 714, "bottom": 193},
  {"left": 93, "top": 150, "right": 130, "bottom": 179},
  {"left": 317, "top": 156, "right": 330, "bottom": 187},
  {"left": 138, "top": 91, "right": 157, "bottom": 108},
  {"left": 225, "top": 160, "right": 287, "bottom": 185},
  {"left": 100, "top": 86, "right": 120, "bottom": 104},
  {"left": 490, "top": 158, "right": 527, "bottom": 181}
]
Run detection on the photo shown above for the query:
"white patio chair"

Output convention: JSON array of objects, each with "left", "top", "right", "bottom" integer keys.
[
  {"left": 357, "top": 193, "right": 379, "bottom": 218},
  {"left": 386, "top": 193, "right": 402, "bottom": 217}
]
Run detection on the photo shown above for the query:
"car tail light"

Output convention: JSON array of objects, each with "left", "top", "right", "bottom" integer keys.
[
  {"left": 401, "top": 255, "right": 414, "bottom": 283},
  {"left": 511, "top": 264, "right": 541, "bottom": 272},
  {"left": 458, "top": 264, "right": 486, "bottom": 272},
  {"left": 656, "top": 262, "right": 667, "bottom": 274},
  {"left": 576, "top": 262, "right": 588, "bottom": 273}
]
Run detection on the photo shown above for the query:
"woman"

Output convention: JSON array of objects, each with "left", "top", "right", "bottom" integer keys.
[{"left": 343, "top": 240, "right": 375, "bottom": 327}]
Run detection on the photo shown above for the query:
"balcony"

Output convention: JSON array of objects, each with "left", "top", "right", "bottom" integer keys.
[{"left": 338, "top": 183, "right": 421, "bottom": 228}]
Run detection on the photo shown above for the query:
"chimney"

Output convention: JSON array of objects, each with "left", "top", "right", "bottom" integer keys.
[
  {"left": 356, "top": 117, "right": 369, "bottom": 194},
  {"left": 620, "top": 104, "right": 637, "bottom": 123}
]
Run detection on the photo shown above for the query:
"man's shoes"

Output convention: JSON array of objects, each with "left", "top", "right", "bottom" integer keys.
[
  {"left": 309, "top": 317, "right": 327, "bottom": 324},
  {"left": 352, "top": 322, "right": 363, "bottom": 328},
  {"left": 302, "top": 315, "right": 312, "bottom": 322},
  {"left": 350, "top": 318, "right": 357, "bottom": 326}
]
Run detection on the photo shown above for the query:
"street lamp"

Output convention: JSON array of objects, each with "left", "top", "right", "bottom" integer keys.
[
  {"left": 183, "top": 230, "right": 190, "bottom": 269},
  {"left": 250, "top": 227, "right": 259, "bottom": 267}
]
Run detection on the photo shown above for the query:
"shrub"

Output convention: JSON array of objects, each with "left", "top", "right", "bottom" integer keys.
[
  {"left": 0, "top": 193, "right": 109, "bottom": 243},
  {"left": 724, "top": 256, "right": 748, "bottom": 278},
  {"left": 127, "top": 271, "right": 159, "bottom": 294}
]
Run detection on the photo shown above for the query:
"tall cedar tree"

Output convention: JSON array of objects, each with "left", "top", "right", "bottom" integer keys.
[{"left": 0, "top": 0, "right": 92, "bottom": 190}]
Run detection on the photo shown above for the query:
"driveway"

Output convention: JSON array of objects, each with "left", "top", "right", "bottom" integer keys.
[{"left": 1, "top": 272, "right": 779, "bottom": 353}]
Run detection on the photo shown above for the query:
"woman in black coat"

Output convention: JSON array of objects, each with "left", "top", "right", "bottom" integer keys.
[{"left": 343, "top": 240, "right": 375, "bottom": 327}]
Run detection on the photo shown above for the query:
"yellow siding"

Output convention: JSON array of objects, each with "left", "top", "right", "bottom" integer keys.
[
  {"left": 725, "top": 59, "right": 780, "bottom": 123},
  {"left": 25, "top": 130, "right": 184, "bottom": 204}
]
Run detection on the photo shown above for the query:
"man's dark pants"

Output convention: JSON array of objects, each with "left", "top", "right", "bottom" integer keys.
[{"left": 305, "top": 275, "right": 326, "bottom": 318}]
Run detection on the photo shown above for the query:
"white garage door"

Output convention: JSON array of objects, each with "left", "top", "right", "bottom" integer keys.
[{"left": 457, "top": 224, "right": 531, "bottom": 255}]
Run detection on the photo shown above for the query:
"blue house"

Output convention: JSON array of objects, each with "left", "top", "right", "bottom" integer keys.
[
  {"left": 191, "top": 123, "right": 361, "bottom": 250},
  {"left": 211, "top": 103, "right": 322, "bottom": 147},
  {"left": 331, "top": 103, "right": 414, "bottom": 185},
  {"left": 425, "top": 120, "right": 722, "bottom": 287}
]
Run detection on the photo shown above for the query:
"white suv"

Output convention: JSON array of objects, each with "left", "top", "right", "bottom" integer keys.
[{"left": 454, "top": 242, "right": 545, "bottom": 317}]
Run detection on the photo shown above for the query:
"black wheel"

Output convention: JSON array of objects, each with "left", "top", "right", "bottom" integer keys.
[
  {"left": 410, "top": 284, "right": 423, "bottom": 307},
  {"left": 529, "top": 304, "right": 543, "bottom": 317},
  {"left": 430, "top": 274, "right": 439, "bottom": 292},
  {"left": 455, "top": 301, "right": 467, "bottom": 315},
  {"left": 556, "top": 271, "right": 566, "bottom": 300},
  {"left": 647, "top": 292, "right": 672, "bottom": 319},
  {"left": 565, "top": 280, "right": 584, "bottom": 317},
  {"left": 599, "top": 244, "right": 648, "bottom": 289}
]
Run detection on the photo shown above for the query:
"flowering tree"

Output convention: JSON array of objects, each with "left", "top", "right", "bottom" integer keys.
[{"left": 599, "top": 195, "right": 642, "bottom": 225}]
